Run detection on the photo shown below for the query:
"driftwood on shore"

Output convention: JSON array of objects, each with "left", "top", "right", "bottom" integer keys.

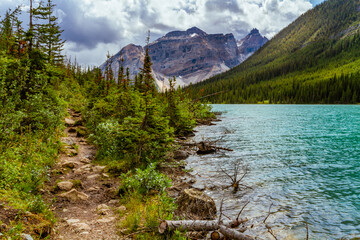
[{"left": 158, "top": 219, "right": 253, "bottom": 240}]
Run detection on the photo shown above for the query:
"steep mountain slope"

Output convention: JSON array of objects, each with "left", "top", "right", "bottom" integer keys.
[
  {"left": 100, "top": 27, "right": 267, "bottom": 87},
  {"left": 188, "top": 0, "right": 360, "bottom": 104}
]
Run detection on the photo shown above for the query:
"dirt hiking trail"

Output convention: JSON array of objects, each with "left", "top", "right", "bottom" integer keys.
[{"left": 44, "top": 109, "right": 124, "bottom": 240}]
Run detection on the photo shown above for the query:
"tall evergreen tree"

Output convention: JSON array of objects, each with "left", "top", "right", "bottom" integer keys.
[
  {"left": 141, "top": 31, "right": 155, "bottom": 93},
  {"left": 33, "top": 0, "right": 65, "bottom": 63}
]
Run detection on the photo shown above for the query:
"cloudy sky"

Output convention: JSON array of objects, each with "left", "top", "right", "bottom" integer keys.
[{"left": 0, "top": 0, "right": 325, "bottom": 66}]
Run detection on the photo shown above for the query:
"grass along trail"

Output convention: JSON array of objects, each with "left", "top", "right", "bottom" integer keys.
[{"left": 43, "top": 110, "right": 123, "bottom": 240}]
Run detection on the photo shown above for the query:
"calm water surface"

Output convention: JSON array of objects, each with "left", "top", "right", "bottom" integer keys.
[{"left": 186, "top": 105, "right": 360, "bottom": 239}]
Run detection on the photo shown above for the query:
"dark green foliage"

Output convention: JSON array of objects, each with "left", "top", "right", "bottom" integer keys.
[{"left": 187, "top": 0, "right": 360, "bottom": 104}]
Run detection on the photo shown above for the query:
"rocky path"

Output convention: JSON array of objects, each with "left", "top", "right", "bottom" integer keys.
[{"left": 44, "top": 110, "right": 123, "bottom": 240}]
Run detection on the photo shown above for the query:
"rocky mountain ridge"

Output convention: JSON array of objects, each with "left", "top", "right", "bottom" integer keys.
[{"left": 100, "top": 27, "right": 268, "bottom": 87}]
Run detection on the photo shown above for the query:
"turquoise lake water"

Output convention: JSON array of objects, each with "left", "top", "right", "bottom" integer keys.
[{"left": 186, "top": 105, "right": 360, "bottom": 239}]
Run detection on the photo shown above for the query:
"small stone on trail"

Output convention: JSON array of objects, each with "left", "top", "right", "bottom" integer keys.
[
  {"left": 72, "top": 223, "right": 91, "bottom": 231},
  {"left": 66, "top": 149, "right": 78, "bottom": 157},
  {"left": 93, "top": 165, "right": 106, "bottom": 172},
  {"left": 59, "top": 189, "right": 89, "bottom": 201},
  {"left": 96, "top": 217, "right": 116, "bottom": 223},
  {"left": 65, "top": 118, "right": 75, "bottom": 127},
  {"left": 102, "top": 173, "right": 110, "bottom": 178},
  {"left": 97, "top": 204, "right": 111, "bottom": 215},
  {"left": 21, "top": 234, "right": 34, "bottom": 240},
  {"left": 87, "top": 174, "right": 100, "bottom": 180},
  {"left": 57, "top": 181, "right": 74, "bottom": 191},
  {"left": 61, "top": 137, "right": 75, "bottom": 145},
  {"left": 97, "top": 204, "right": 110, "bottom": 211},
  {"left": 66, "top": 219, "right": 80, "bottom": 224},
  {"left": 80, "top": 232, "right": 90, "bottom": 235},
  {"left": 88, "top": 187, "right": 100, "bottom": 192},
  {"left": 74, "top": 165, "right": 92, "bottom": 175},
  {"left": 108, "top": 200, "right": 118, "bottom": 205},
  {"left": 61, "top": 161, "right": 76, "bottom": 169},
  {"left": 80, "top": 157, "right": 91, "bottom": 164}
]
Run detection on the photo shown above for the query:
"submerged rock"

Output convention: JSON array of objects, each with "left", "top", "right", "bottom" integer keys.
[{"left": 174, "top": 150, "right": 190, "bottom": 160}]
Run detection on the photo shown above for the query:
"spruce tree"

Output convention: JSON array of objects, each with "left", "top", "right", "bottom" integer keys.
[
  {"left": 141, "top": 31, "right": 155, "bottom": 93},
  {"left": 33, "top": 0, "right": 65, "bottom": 63},
  {"left": 117, "top": 58, "right": 124, "bottom": 86}
]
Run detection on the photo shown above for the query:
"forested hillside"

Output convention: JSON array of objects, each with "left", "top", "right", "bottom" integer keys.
[{"left": 187, "top": 0, "right": 360, "bottom": 104}]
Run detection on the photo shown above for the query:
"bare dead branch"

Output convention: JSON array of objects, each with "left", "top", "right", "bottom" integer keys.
[
  {"left": 263, "top": 203, "right": 274, "bottom": 224},
  {"left": 236, "top": 201, "right": 250, "bottom": 221},
  {"left": 218, "top": 198, "right": 224, "bottom": 225},
  {"left": 306, "top": 223, "right": 309, "bottom": 240}
]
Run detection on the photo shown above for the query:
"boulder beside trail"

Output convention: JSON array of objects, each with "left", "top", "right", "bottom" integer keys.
[{"left": 175, "top": 188, "right": 216, "bottom": 220}]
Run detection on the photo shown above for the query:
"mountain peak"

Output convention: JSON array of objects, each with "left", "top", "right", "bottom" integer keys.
[
  {"left": 163, "top": 26, "right": 207, "bottom": 38},
  {"left": 250, "top": 28, "right": 260, "bottom": 34},
  {"left": 237, "top": 29, "right": 268, "bottom": 55},
  {"left": 186, "top": 27, "right": 207, "bottom": 36}
]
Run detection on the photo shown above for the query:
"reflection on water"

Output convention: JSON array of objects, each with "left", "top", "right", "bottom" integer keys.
[{"left": 186, "top": 105, "right": 360, "bottom": 239}]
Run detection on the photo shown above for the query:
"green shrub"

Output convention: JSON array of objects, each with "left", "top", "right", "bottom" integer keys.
[
  {"left": 121, "top": 163, "right": 171, "bottom": 195},
  {"left": 27, "top": 195, "right": 47, "bottom": 214}
]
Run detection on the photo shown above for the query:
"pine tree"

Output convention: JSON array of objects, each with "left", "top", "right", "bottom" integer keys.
[
  {"left": 0, "top": 7, "right": 22, "bottom": 55},
  {"left": 125, "top": 67, "right": 130, "bottom": 88},
  {"left": 141, "top": 31, "right": 155, "bottom": 93},
  {"left": 33, "top": 0, "right": 65, "bottom": 63},
  {"left": 117, "top": 58, "right": 124, "bottom": 86}
]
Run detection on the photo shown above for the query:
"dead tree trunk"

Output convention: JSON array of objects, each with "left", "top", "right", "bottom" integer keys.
[
  {"left": 219, "top": 225, "right": 254, "bottom": 240},
  {"left": 210, "top": 231, "right": 224, "bottom": 240},
  {"left": 159, "top": 220, "right": 219, "bottom": 234},
  {"left": 159, "top": 219, "right": 248, "bottom": 234}
]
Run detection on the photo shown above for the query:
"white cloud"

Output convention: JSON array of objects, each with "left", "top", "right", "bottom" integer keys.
[{"left": 0, "top": 0, "right": 319, "bottom": 66}]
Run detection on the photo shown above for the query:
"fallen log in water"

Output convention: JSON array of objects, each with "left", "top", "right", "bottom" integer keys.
[{"left": 197, "top": 141, "right": 233, "bottom": 154}]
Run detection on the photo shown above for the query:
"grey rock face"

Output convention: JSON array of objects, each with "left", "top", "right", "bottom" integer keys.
[{"left": 100, "top": 27, "right": 267, "bottom": 87}]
